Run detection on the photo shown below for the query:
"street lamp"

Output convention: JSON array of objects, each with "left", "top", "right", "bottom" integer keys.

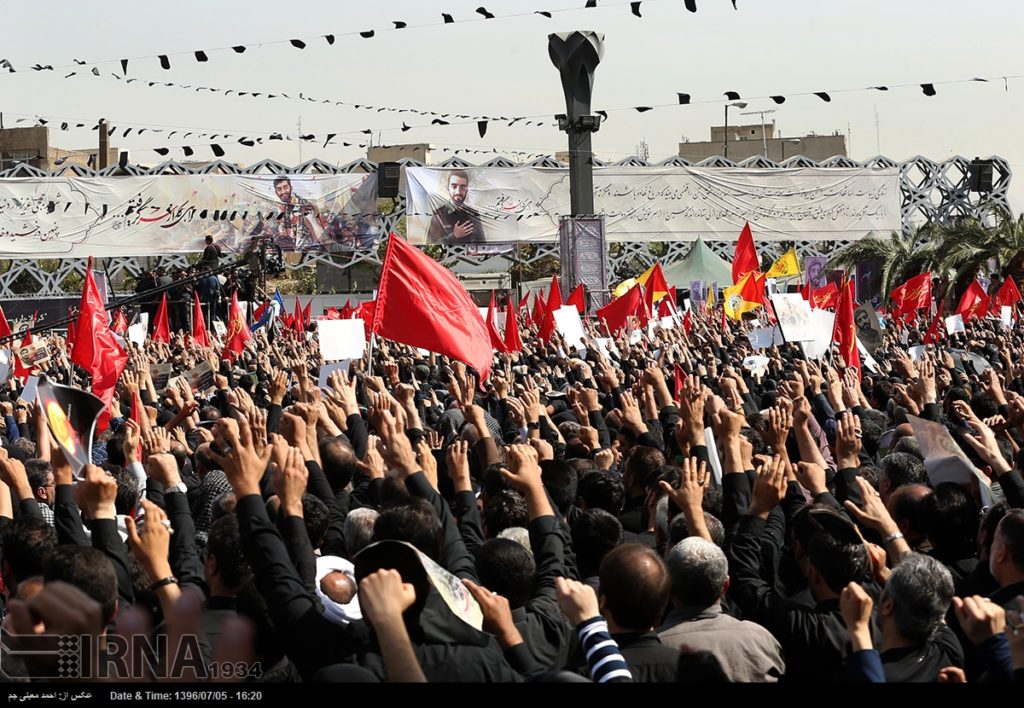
[
  {"left": 780, "top": 138, "right": 802, "bottom": 162},
  {"left": 740, "top": 108, "right": 777, "bottom": 157},
  {"left": 722, "top": 101, "right": 747, "bottom": 159}
]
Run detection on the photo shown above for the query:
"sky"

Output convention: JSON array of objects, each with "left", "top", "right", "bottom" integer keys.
[{"left": 2, "top": 0, "right": 1023, "bottom": 212}]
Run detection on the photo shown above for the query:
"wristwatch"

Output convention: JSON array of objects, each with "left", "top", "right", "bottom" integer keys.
[{"left": 167, "top": 481, "right": 187, "bottom": 495}]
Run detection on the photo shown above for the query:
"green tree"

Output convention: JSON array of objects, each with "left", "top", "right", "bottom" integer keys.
[{"left": 828, "top": 227, "right": 942, "bottom": 304}]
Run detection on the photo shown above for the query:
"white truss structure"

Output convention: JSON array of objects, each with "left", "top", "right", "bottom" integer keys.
[{"left": 0, "top": 153, "right": 1010, "bottom": 297}]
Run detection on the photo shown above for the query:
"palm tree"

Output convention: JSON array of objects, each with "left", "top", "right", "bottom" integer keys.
[
  {"left": 828, "top": 227, "right": 942, "bottom": 304},
  {"left": 930, "top": 212, "right": 1024, "bottom": 296}
]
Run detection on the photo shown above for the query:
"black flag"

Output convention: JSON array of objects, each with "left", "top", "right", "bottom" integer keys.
[{"left": 478, "top": 120, "right": 488, "bottom": 138}]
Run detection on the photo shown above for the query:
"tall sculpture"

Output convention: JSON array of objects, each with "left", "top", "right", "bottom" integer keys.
[{"left": 549, "top": 31, "right": 609, "bottom": 311}]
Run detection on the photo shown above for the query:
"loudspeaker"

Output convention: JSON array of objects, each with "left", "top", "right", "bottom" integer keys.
[
  {"left": 377, "top": 162, "right": 401, "bottom": 198},
  {"left": 968, "top": 159, "right": 994, "bottom": 193}
]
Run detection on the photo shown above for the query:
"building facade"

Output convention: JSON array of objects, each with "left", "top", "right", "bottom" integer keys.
[{"left": 679, "top": 123, "right": 847, "bottom": 163}]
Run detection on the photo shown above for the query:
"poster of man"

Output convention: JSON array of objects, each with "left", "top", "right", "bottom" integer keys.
[
  {"left": 804, "top": 256, "right": 827, "bottom": 290},
  {"left": 768, "top": 293, "right": 815, "bottom": 342},
  {"left": 854, "top": 302, "right": 884, "bottom": 354},
  {"left": 427, "top": 170, "right": 487, "bottom": 244}
]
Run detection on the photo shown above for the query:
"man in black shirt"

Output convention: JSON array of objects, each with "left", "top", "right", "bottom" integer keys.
[{"left": 427, "top": 170, "right": 487, "bottom": 245}]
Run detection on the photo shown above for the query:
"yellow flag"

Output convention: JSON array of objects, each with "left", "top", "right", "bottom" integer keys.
[
  {"left": 611, "top": 277, "right": 637, "bottom": 299},
  {"left": 765, "top": 249, "right": 800, "bottom": 279},
  {"left": 635, "top": 263, "right": 669, "bottom": 302},
  {"left": 723, "top": 272, "right": 762, "bottom": 321}
]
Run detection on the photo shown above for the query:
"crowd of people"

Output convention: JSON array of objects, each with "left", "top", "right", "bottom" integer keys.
[{"left": 1, "top": 282, "right": 1023, "bottom": 684}]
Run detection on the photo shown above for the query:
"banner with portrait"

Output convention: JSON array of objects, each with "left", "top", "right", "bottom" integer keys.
[
  {"left": 0, "top": 174, "right": 380, "bottom": 257},
  {"left": 405, "top": 166, "right": 901, "bottom": 245}
]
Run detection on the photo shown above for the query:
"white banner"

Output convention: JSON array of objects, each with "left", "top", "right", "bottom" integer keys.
[
  {"left": 406, "top": 166, "right": 900, "bottom": 244},
  {"left": 0, "top": 174, "right": 379, "bottom": 257}
]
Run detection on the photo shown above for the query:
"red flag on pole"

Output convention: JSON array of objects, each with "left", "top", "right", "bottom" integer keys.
[
  {"left": 71, "top": 259, "right": 128, "bottom": 431},
  {"left": 504, "top": 294, "right": 523, "bottom": 353},
  {"left": 890, "top": 272, "right": 932, "bottom": 320},
  {"left": 13, "top": 331, "right": 34, "bottom": 381},
  {"left": 810, "top": 282, "right": 840, "bottom": 310},
  {"left": 485, "top": 291, "right": 507, "bottom": 353},
  {"left": 152, "top": 293, "right": 170, "bottom": 343},
  {"left": 732, "top": 222, "right": 759, "bottom": 285},
  {"left": 518, "top": 291, "right": 531, "bottom": 312},
  {"left": 293, "top": 297, "right": 304, "bottom": 333},
  {"left": 547, "top": 275, "right": 563, "bottom": 313},
  {"left": 110, "top": 309, "right": 128, "bottom": 335},
  {"left": 995, "top": 277, "right": 1022, "bottom": 310},
  {"left": 955, "top": 280, "right": 990, "bottom": 321},
  {"left": 596, "top": 284, "right": 645, "bottom": 334},
  {"left": 340, "top": 299, "right": 354, "bottom": 319},
  {"left": 192, "top": 291, "right": 210, "bottom": 348},
  {"left": 673, "top": 363, "right": 686, "bottom": 403},
  {"left": 302, "top": 300, "right": 312, "bottom": 328},
  {"left": 832, "top": 278, "right": 861, "bottom": 375},
  {"left": 566, "top": 283, "right": 586, "bottom": 314},
  {"left": 923, "top": 302, "right": 945, "bottom": 344},
  {"left": 532, "top": 294, "right": 548, "bottom": 331},
  {"left": 371, "top": 234, "right": 492, "bottom": 379},
  {"left": 223, "top": 291, "right": 252, "bottom": 361},
  {"left": 682, "top": 309, "right": 693, "bottom": 335}
]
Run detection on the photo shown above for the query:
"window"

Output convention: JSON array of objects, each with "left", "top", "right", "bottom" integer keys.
[{"left": 0, "top": 150, "right": 40, "bottom": 170}]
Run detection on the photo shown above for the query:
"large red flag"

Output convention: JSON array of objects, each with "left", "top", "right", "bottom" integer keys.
[
  {"left": 504, "top": 294, "right": 523, "bottom": 353},
  {"left": 340, "top": 299, "right": 354, "bottom": 319},
  {"left": 293, "top": 297, "right": 304, "bottom": 333},
  {"left": 152, "top": 293, "right": 170, "bottom": 343},
  {"left": 302, "top": 300, "right": 312, "bottom": 328},
  {"left": 66, "top": 308, "right": 77, "bottom": 352},
  {"left": 682, "top": 309, "right": 693, "bottom": 335},
  {"left": 518, "top": 291, "right": 531, "bottom": 312},
  {"left": 372, "top": 234, "right": 492, "bottom": 379},
  {"left": 192, "top": 290, "right": 210, "bottom": 348},
  {"left": 566, "top": 283, "right": 586, "bottom": 314},
  {"left": 673, "top": 363, "right": 686, "bottom": 403},
  {"left": 955, "top": 280, "right": 990, "bottom": 322},
  {"left": 810, "top": 282, "right": 840, "bottom": 310},
  {"left": 547, "top": 275, "right": 563, "bottom": 313},
  {"left": 223, "top": 291, "right": 252, "bottom": 361},
  {"left": 325, "top": 307, "right": 341, "bottom": 320},
  {"left": 485, "top": 291, "right": 507, "bottom": 353},
  {"left": 833, "top": 279, "right": 861, "bottom": 375},
  {"left": 732, "top": 222, "right": 759, "bottom": 285},
  {"left": 890, "top": 272, "right": 932, "bottom": 319},
  {"left": 71, "top": 261, "right": 128, "bottom": 431},
  {"left": 596, "top": 284, "right": 645, "bottom": 334},
  {"left": 995, "top": 277, "right": 1022, "bottom": 309},
  {"left": 532, "top": 294, "right": 548, "bottom": 331}
]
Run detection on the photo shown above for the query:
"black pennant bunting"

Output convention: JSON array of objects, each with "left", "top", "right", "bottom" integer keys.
[
  {"left": 360, "top": 129, "right": 372, "bottom": 135},
  {"left": 442, "top": 13, "right": 454, "bottom": 23},
  {"left": 238, "top": 138, "right": 255, "bottom": 147},
  {"left": 61, "top": 122, "right": 68, "bottom": 130},
  {"left": 290, "top": 39, "right": 306, "bottom": 49},
  {"left": 91, "top": 67, "right": 100, "bottom": 76},
  {"left": 724, "top": 91, "right": 741, "bottom": 100},
  {"left": 814, "top": 92, "right": 831, "bottom": 102},
  {"left": 393, "top": 21, "right": 407, "bottom": 28},
  {"left": 432, "top": 118, "right": 450, "bottom": 125},
  {"left": 195, "top": 50, "right": 209, "bottom": 62},
  {"left": 360, "top": 30, "right": 375, "bottom": 38},
  {"left": 120, "top": 59, "right": 128, "bottom": 75},
  {"left": 323, "top": 134, "right": 336, "bottom": 147},
  {"left": 596, "top": 110, "right": 608, "bottom": 121},
  {"left": 74, "top": 59, "right": 86, "bottom": 65},
  {"left": 586, "top": 0, "right": 597, "bottom": 7},
  {"left": 232, "top": 46, "right": 246, "bottom": 53},
  {"left": 770, "top": 95, "right": 786, "bottom": 104},
  {"left": 635, "top": 106, "right": 653, "bottom": 112},
  {"left": 536, "top": 10, "right": 552, "bottom": 17},
  {"left": 269, "top": 133, "right": 283, "bottom": 140},
  {"left": 630, "top": 2, "right": 642, "bottom": 17},
  {"left": 476, "top": 7, "right": 495, "bottom": 18},
  {"left": 685, "top": 0, "right": 697, "bottom": 11},
  {"left": 211, "top": 144, "right": 225, "bottom": 157},
  {"left": 324, "top": 34, "right": 335, "bottom": 45},
  {"left": 921, "top": 83, "right": 936, "bottom": 96},
  {"left": 183, "top": 146, "right": 194, "bottom": 156},
  {"left": 401, "top": 122, "right": 412, "bottom": 132},
  {"left": 154, "top": 148, "right": 170, "bottom": 156},
  {"left": 872, "top": 86, "right": 889, "bottom": 91},
  {"left": 478, "top": 120, "right": 488, "bottom": 138},
  {"left": 677, "top": 93, "right": 691, "bottom": 104}
]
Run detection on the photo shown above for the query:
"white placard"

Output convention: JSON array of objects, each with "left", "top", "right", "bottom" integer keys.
[
  {"left": 944, "top": 314, "right": 965, "bottom": 335},
  {"left": 0, "top": 349, "right": 10, "bottom": 381},
  {"left": 769, "top": 293, "right": 816, "bottom": 343},
  {"left": 212, "top": 320, "right": 227, "bottom": 337},
  {"left": 908, "top": 345, "right": 927, "bottom": 362},
  {"left": 595, "top": 338, "right": 619, "bottom": 359},
  {"left": 318, "top": 360, "right": 352, "bottom": 389},
  {"left": 799, "top": 310, "right": 836, "bottom": 360},
  {"left": 907, "top": 414, "right": 994, "bottom": 506},
  {"left": 704, "top": 427, "right": 723, "bottom": 486},
  {"left": 1001, "top": 305, "right": 1012, "bottom": 330},
  {"left": 553, "top": 306, "right": 586, "bottom": 352},
  {"left": 127, "top": 322, "right": 147, "bottom": 347},
  {"left": 742, "top": 355, "right": 771, "bottom": 375},
  {"left": 21, "top": 375, "right": 39, "bottom": 405},
  {"left": 317, "top": 319, "right": 367, "bottom": 361},
  {"left": 856, "top": 339, "right": 879, "bottom": 373},
  {"left": 747, "top": 326, "right": 784, "bottom": 350},
  {"left": 476, "top": 308, "right": 507, "bottom": 330},
  {"left": 629, "top": 329, "right": 643, "bottom": 346}
]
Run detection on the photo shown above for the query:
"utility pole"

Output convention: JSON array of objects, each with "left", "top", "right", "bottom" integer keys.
[{"left": 98, "top": 118, "right": 109, "bottom": 169}]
